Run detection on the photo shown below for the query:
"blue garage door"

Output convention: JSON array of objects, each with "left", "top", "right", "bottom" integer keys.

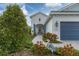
[{"left": 61, "top": 22, "right": 79, "bottom": 40}]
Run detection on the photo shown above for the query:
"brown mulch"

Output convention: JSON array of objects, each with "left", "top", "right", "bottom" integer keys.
[
  {"left": 8, "top": 50, "right": 33, "bottom": 56},
  {"left": 8, "top": 49, "right": 56, "bottom": 56}
]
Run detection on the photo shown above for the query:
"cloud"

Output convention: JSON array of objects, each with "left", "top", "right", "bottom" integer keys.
[
  {"left": 21, "top": 5, "right": 31, "bottom": 26},
  {"left": 0, "top": 10, "right": 3, "bottom": 14},
  {"left": 45, "top": 3, "right": 65, "bottom": 11},
  {"left": 26, "top": 16, "right": 31, "bottom": 26},
  {"left": 45, "top": 3, "right": 62, "bottom": 8},
  {"left": 21, "top": 5, "right": 28, "bottom": 16}
]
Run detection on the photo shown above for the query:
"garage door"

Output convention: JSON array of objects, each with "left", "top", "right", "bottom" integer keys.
[{"left": 61, "top": 22, "right": 79, "bottom": 40}]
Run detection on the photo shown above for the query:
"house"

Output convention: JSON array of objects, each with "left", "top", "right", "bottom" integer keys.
[
  {"left": 30, "top": 3, "right": 79, "bottom": 41},
  {"left": 30, "top": 12, "right": 48, "bottom": 35}
]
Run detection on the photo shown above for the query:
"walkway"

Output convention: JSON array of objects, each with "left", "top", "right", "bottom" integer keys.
[{"left": 32, "top": 35, "right": 79, "bottom": 49}]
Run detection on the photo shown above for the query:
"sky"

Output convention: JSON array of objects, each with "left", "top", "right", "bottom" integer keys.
[{"left": 0, "top": 3, "right": 70, "bottom": 26}]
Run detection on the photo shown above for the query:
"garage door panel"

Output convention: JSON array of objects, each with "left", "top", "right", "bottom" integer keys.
[
  {"left": 61, "top": 31, "right": 79, "bottom": 33},
  {"left": 61, "top": 22, "right": 79, "bottom": 40}
]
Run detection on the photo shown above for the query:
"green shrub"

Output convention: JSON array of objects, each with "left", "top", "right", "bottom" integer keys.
[
  {"left": 24, "top": 34, "right": 33, "bottom": 49},
  {"left": 0, "top": 49, "right": 8, "bottom": 56},
  {"left": 31, "top": 41, "right": 52, "bottom": 56},
  {"left": 42, "top": 32, "right": 61, "bottom": 43},
  {"left": 0, "top": 4, "right": 32, "bottom": 55}
]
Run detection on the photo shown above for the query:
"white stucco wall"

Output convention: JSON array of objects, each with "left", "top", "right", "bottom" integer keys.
[
  {"left": 46, "top": 18, "right": 53, "bottom": 33},
  {"left": 46, "top": 14, "right": 79, "bottom": 40},
  {"left": 31, "top": 13, "right": 48, "bottom": 25}
]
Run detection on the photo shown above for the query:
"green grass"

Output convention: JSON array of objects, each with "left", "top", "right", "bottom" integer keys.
[
  {"left": 74, "top": 49, "right": 79, "bottom": 56},
  {"left": 50, "top": 40, "right": 62, "bottom": 43}
]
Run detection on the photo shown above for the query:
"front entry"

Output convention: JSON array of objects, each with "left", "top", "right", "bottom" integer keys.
[
  {"left": 36, "top": 24, "right": 44, "bottom": 35},
  {"left": 38, "top": 25, "right": 43, "bottom": 34}
]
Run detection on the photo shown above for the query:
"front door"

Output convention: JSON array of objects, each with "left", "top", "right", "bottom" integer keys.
[
  {"left": 38, "top": 26, "right": 43, "bottom": 34},
  {"left": 36, "top": 24, "right": 44, "bottom": 35}
]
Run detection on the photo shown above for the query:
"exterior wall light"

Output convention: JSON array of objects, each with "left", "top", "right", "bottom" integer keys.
[
  {"left": 55, "top": 21, "right": 58, "bottom": 28},
  {"left": 39, "top": 18, "right": 41, "bottom": 21}
]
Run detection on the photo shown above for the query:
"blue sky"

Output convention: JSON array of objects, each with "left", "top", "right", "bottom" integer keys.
[
  {"left": 0, "top": 3, "right": 69, "bottom": 26},
  {"left": 24, "top": 3, "right": 69, "bottom": 15}
]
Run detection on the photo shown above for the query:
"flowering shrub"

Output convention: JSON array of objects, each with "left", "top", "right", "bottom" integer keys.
[
  {"left": 31, "top": 41, "right": 52, "bottom": 56},
  {"left": 42, "top": 32, "right": 61, "bottom": 43},
  {"left": 55, "top": 44, "right": 77, "bottom": 56}
]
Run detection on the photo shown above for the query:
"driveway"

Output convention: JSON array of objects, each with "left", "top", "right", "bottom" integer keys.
[{"left": 32, "top": 35, "right": 79, "bottom": 49}]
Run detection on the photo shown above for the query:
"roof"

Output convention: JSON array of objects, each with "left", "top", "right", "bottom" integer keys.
[
  {"left": 58, "top": 4, "right": 75, "bottom": 11},
  {"left": 45, "top": 3, "right": 79, "bottom": 26},
  {"left": 57, "top": 3, "right": 79, "bottom": 12},
  {"left": 50, "top": 11, "right": 79, "bottom": 15},
  {"left": 30, "top": 12, "right": 48, "bottom": 18}
]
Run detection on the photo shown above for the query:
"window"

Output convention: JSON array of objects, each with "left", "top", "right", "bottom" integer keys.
[{"left": 39, "top": 18, "right": 41, "bottom": 21}]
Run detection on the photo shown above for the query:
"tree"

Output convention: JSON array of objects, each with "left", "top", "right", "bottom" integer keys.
[{"left": 0, "top": 4, "right": 31, "bottom": 55}]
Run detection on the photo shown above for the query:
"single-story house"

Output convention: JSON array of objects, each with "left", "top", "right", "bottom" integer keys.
[{"left": 30, "top": 3, "right": 79, "bottom": 41}]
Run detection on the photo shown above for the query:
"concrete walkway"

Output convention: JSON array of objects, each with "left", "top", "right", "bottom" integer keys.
[
  {"left": 32, "top": 35, "right": 46, "bottom": 45},
  {"left": 32, "top": 35, "right": 79, "bottom": 49}
]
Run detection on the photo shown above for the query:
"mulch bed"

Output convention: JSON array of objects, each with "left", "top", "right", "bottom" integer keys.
[
  {"left": 8, "top": 49, "right": 56, "bottom": 56},
  {"left": 8, "top": 50, "right": 33, "bottom": 56}
]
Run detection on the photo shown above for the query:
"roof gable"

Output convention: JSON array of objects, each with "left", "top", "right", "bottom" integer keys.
[{"left": 30, "top": 12, "right": 48, "bottom": 18}]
